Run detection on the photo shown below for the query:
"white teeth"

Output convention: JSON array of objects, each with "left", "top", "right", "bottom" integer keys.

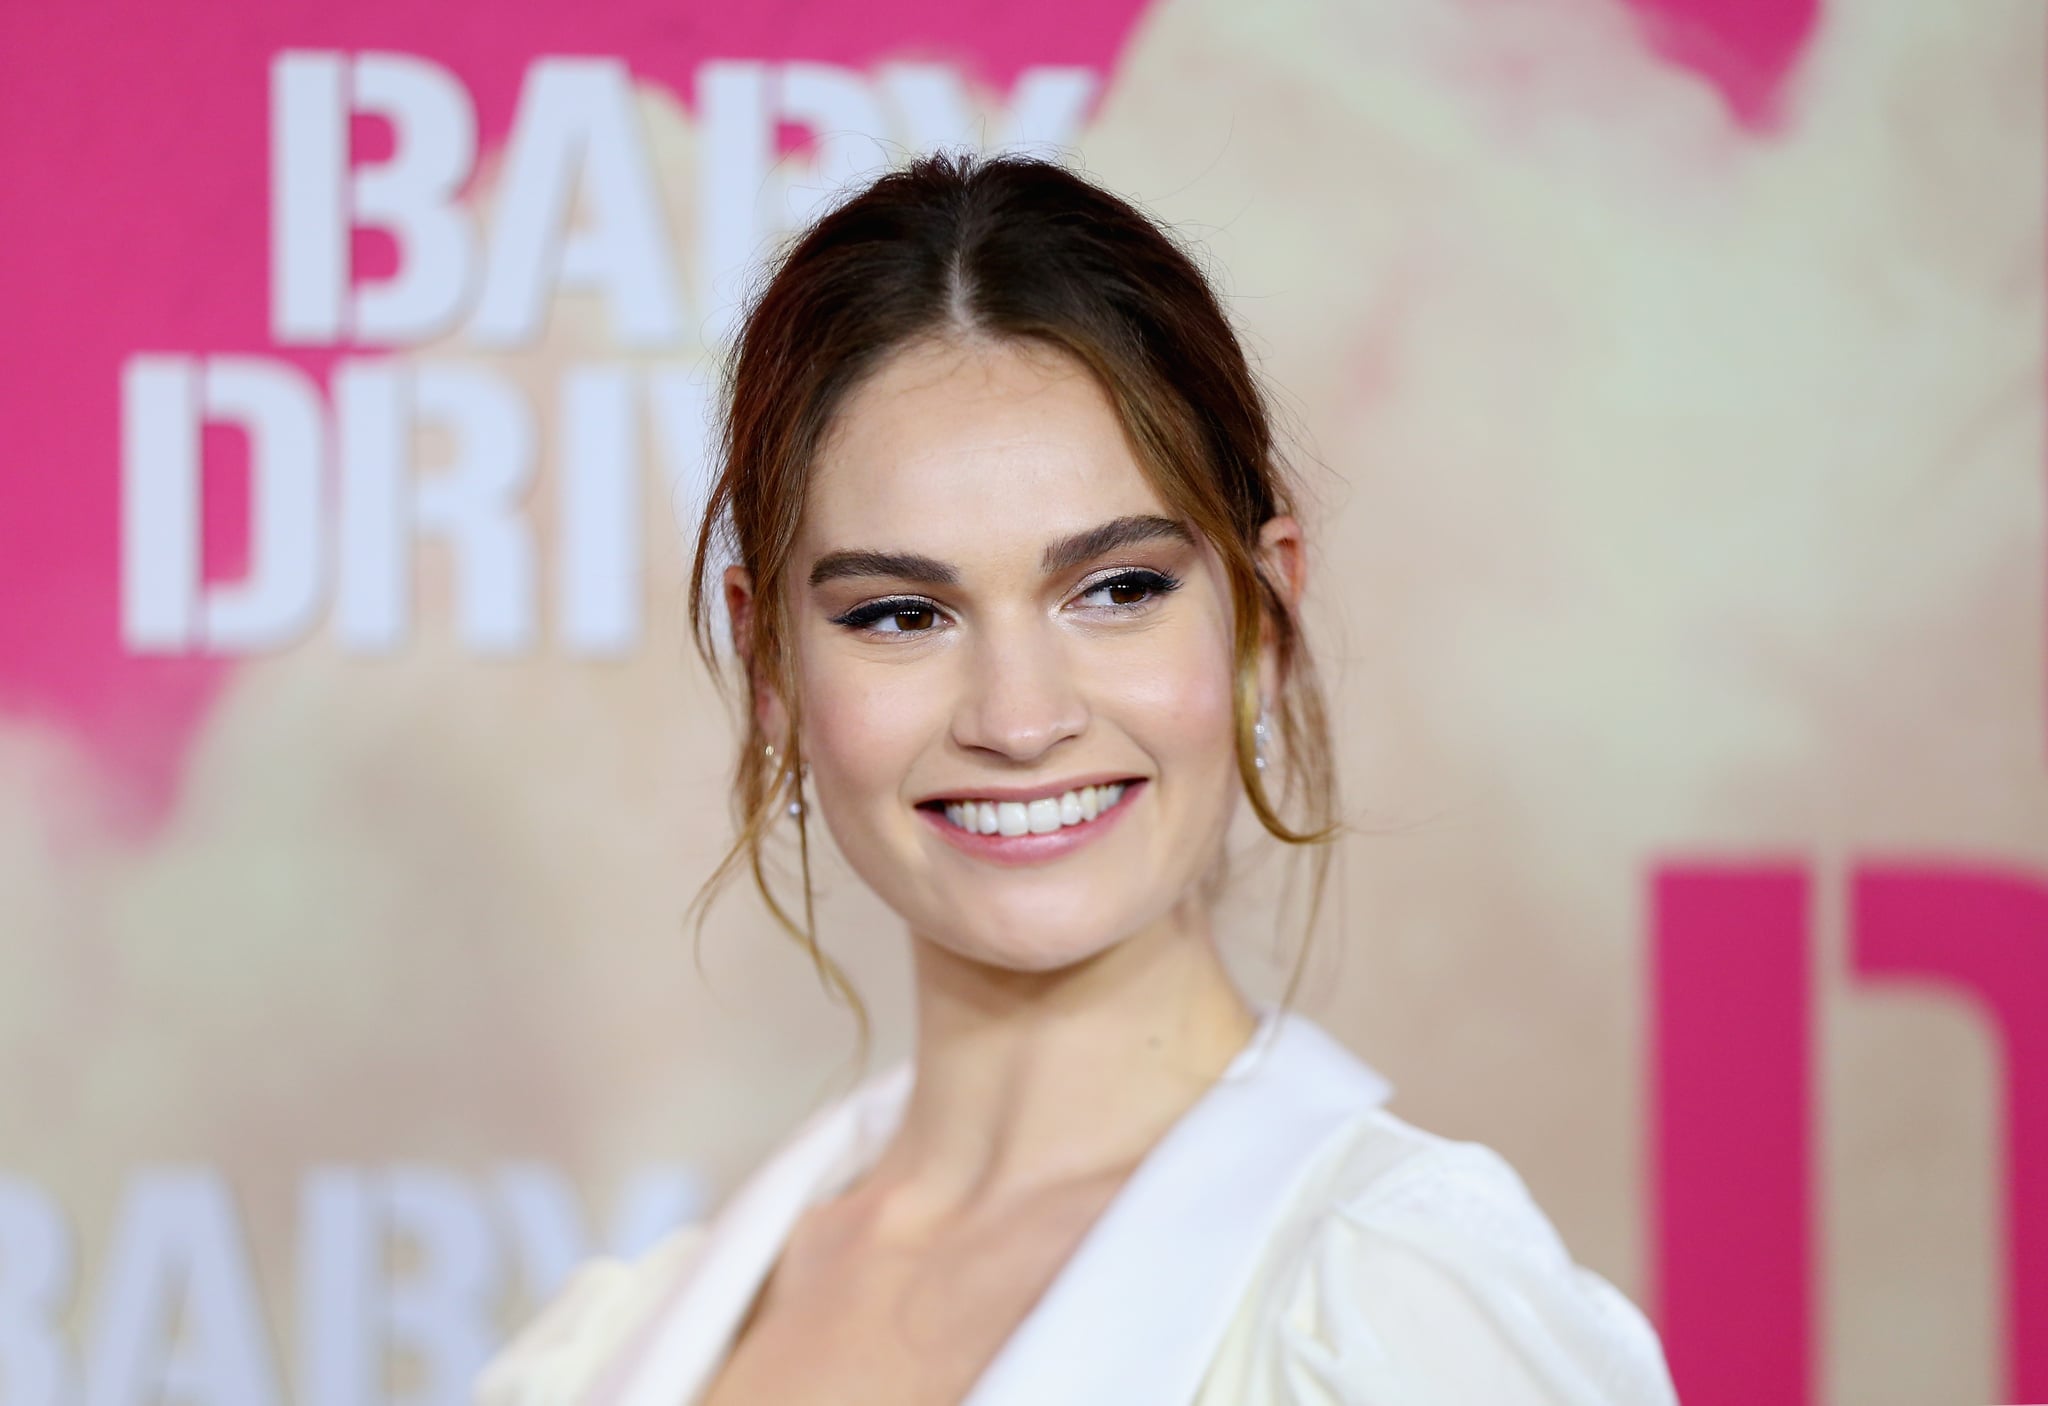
[{"left": 937, "top": 783, "right": 1135, "bottom": 835}]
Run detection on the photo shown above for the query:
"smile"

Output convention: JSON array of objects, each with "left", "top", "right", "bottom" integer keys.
[
  {"left": 915, "top": 779, "right": 1145, "bottom": 866},
  {"left": 938, "top": 782, "right": 1130, "bottom": 836}
]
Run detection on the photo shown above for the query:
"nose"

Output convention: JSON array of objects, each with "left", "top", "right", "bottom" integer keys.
[{"left": 949, "top": 611, "right": 1089, "bottom": 763}]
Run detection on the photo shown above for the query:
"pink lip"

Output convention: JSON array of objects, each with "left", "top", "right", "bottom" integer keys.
[{"left": 917, "top": 779, "right": 1146, "bottom": 868}]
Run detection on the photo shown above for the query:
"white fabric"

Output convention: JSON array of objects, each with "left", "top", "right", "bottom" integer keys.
[{"left": 474, "top": 1008, "right": 1680, "bottom": 1405}]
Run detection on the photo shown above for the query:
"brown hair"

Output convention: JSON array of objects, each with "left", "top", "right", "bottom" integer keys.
[{"left": 684, "top": 150, "right": 1343, "bottom": 1054}]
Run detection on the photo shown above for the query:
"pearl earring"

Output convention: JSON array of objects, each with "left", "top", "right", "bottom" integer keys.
[
  {"left": 764, "top": 742, "right": 803, "bottom": 818},
  {"left": 1253, "top": 704, "right": 1271, "bottom": 772}
]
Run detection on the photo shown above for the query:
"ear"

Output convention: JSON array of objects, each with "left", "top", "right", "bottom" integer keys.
[
  {"left": 1253, "top": 514, "right": 1307, "bottom": 709},
  {"left": 724, "top": 563, "right": 791, "bottom": 745}
]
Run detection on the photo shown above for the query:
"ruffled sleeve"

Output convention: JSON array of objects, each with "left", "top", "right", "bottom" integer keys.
[
  {"left": 472, "top": 1225, "right": 709, "bottom": 1406},
  {"left": 1259, "top": 1140, "right": 1679, "bottom": 1406}
]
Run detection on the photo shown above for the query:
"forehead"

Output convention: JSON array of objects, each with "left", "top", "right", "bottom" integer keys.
[{"left": 803, "top": 338, "right": 1169, "bottom": 556}]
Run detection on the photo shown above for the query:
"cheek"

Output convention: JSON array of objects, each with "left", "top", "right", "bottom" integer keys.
[
  {"left": 797, "top": 653, "right": 935, "bottom": 808},
  {"left": 1108, "top": 626, "right": 1239, "bottom": 773}
]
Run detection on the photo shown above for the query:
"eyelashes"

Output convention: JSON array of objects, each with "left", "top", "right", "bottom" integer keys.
[
  {"left": 830, "top": 598, "right": 945, "bottom": 634},
  {"left": 828, "top": 568, "right": 1184, "bottom": 638}
]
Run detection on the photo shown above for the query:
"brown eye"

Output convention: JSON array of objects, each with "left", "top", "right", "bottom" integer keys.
[
  {"left": 830, "top": 597, "right": 948, "bottom": 635},
  {"left": 1077, "top": 568, "right": 1183, "bottom": 612}
]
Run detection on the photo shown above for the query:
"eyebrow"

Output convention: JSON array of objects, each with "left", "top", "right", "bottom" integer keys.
[{"left": 806, "top": 514, "right": 1196, "bottom": 589}]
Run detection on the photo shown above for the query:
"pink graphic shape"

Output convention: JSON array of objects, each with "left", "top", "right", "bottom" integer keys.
[
  {"left": 0, "top": 1, "right": 1153, "bottom": 836},
  {"left": 0, "top": 0, "right": 1823, "bottom": 835},
  {"left": 1650, "top": 864, "right": 1814, "bottom": 1406},
  {"left": 1619, "top": 0, "right": 1820, "bottom": 129},
  {"left": 1853, "top": 865, "right": 2048, "bottom": 1404}
]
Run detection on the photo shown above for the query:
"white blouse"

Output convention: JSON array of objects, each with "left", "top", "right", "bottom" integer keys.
[{"left": 474, "top": 1008, "right": 1680, "bottom": 1405}]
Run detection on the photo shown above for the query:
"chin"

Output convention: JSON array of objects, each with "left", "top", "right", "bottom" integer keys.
[{"left": 919, "top": 902, "right": 1134, "bottom": 975}]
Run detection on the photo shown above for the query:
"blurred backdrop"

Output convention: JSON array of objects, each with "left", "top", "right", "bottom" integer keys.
[{"left": 0, "top": 1, "right": 2041, "bottom": 1403}]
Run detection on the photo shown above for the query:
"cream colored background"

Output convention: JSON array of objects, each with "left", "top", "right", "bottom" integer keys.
[{"left": 0, "top": 1, "right": 2039, "bottom": 1403}]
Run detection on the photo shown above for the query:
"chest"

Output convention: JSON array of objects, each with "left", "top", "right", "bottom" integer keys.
[{"left": 693, "top": 1186, "right": 1115, "bottom": 1406}]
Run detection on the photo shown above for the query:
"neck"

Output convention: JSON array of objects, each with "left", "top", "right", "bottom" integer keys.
[{"left": 865, "top": 896, "right": 1258, "bottom": 1225}]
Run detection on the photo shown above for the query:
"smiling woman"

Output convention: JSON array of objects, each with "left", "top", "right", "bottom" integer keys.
[{"left": 473, "top": 151, "right": 1680, "bottom": 1406}]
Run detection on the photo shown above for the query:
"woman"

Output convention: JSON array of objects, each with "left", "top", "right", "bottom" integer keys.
[{"left": 476, "top": 151, "right": 1680, "bottom": 1406}]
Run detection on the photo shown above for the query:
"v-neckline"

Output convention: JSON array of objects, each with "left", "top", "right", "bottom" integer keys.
[{"left": 606, "top": 1006, "right": 1393, "bottom": 1406}]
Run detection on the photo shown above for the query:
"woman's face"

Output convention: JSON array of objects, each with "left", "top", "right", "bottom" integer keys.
[{"left": 732, "top": 336, "right": 1298, "bottom": 973}]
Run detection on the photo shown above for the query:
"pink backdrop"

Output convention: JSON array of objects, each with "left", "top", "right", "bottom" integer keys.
[{"left": 1, "top": 1, "right": 2040, "bottom": 1403}]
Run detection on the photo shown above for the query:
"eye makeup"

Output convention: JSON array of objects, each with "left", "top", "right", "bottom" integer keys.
[{"left": 827, "top": 566, "right": 1183, "bottom": 638}]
